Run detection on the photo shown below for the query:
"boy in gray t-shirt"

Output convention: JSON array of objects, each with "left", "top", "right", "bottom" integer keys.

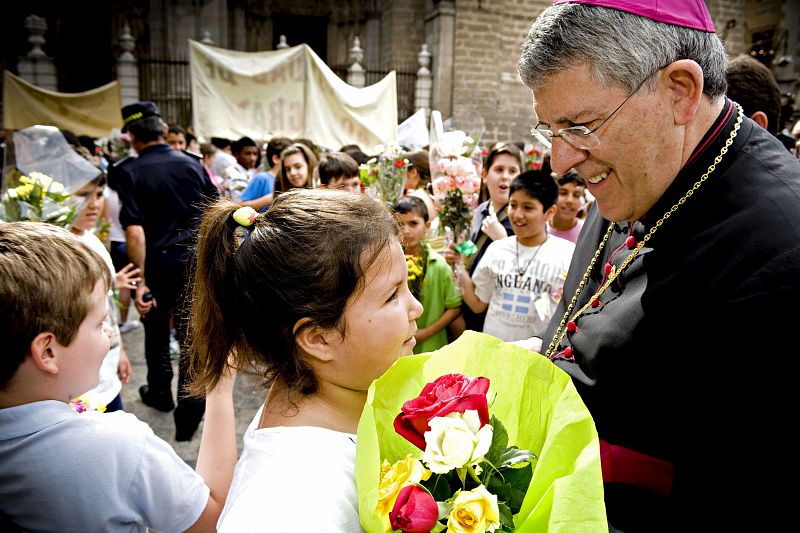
[{"left": 0, "top": 222, "right": 236, "bottom": 532}]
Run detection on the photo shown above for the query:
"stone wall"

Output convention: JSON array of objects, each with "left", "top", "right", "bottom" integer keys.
[
  {"left": 379, "top": 0, "right": 427, "bottom": 70},
  {"left": 449, "top": 0, "right": 549, "bottom": 145}
]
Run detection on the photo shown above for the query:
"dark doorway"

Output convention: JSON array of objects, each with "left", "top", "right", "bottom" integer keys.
[
  {"left": 271, "top": 14, "right": 328, "bottom": 60},
  {"left": 0, "top": 1, "right": 113, "bottom": 93}
]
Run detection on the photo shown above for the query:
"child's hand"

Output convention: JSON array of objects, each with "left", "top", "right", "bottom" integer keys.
[
  {"left": 117, "top": 348, "right": 132, "bottom": 384},
  {"left": 115, "top": 263, "right": 142, "bottom": 290},
  {"left": 442, "top": 245, "right": 460, "bottom": 267},
  {"left": 481, "top": 203, "right": 507, "bottom": 241}
]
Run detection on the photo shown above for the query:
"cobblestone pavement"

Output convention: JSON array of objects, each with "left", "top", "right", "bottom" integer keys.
[{"left": 119, "top": 314, "right": 263, "bottom": 468}]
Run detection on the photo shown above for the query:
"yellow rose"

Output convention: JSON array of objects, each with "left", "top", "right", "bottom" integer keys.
[
  {"left": 447, "top": 485, "right": 500, "bottom": 533},
  {"left": 376, "top": 454, "right": 431, "bottom": 530},
  {"left": 13, "top": 184, "right": 34, "bottom": 200}
]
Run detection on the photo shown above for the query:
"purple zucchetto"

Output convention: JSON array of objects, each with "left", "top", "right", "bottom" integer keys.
[{"left": 553, "top": 0, "right": 715, "bottom": 33}]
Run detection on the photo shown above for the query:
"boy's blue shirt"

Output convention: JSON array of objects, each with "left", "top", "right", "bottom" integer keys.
[{"left": 240, "top": 171, "right": 275, "bottom": 201}]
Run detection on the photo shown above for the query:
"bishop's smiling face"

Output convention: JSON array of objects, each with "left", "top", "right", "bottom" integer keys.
[{"left": 532, "top": 63, "right": 684, "bottom": 222}]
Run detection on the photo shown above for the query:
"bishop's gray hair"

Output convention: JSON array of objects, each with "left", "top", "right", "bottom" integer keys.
[{"left": 518, "top": 3, "right": 728, "bottom": 99}]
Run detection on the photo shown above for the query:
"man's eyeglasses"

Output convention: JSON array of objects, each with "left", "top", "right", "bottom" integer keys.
[{"left": 530, "top": 68, "right": 661, "bottom": 151}]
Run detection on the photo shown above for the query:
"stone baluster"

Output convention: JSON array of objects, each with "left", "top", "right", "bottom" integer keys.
[
  {"left": 415, "top": 44, "right": 433, "bottom": 120},
  {"left": 276, "top": 35, "right": 289, "bottom": 49},
  {"left": 17, "top": 14, "right": 57, "bottom": 90},
  {"left": 347, "top": 36, "right": 365, "bottom": 88},
  {"left": 201, "top": 30, "right": 214, "bottom": 45},
  {"left": 117, "top": 21, "right": 139, "bottom": 106}
]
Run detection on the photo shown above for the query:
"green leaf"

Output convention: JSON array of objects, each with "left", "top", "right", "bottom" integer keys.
[
  {"left": 431, "top": 522, "right": 447, "bottom": 533},
  {"left": 422, "top": 473, "right": 459, "bottom": 503},
  {"left": 497, "top": 446, "right": 537, "bottom": 470},
  {"left": 484, "top": 415, "right": 509, "bottom": 466},
  {"left": 498, "top": 501, "right": 515, "bottom": 529},
  {"left": 486, "top": 463, "right": 534, "bottom": 515},
  {"left": 503, "top": 462, "right": 534, "bottom": 493},
  {"left": 487, "top": 477, "right": 513, "bottom": 502}
]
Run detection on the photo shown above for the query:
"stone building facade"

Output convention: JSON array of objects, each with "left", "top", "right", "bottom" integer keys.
[{"left": 1, "top": 0, "right": 798, "bottom": 146}]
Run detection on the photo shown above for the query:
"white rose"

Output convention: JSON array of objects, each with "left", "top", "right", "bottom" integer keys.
[
  {"left": 437, "top": 130, "right": 470, "bottom": 158},
  {"left": 423, "top": 410, "right": 493, "bottom": 474},
  {"left": 48, "top": 181, "right": 65, "bottom": 194}
]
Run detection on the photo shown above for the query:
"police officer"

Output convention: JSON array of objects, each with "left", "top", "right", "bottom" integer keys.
[{"left": 116, "top": 101, "right": 218, "bottom": 441}]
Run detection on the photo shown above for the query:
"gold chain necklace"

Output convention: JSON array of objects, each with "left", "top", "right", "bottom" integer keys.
[{"left": 545, "top": 103, "right": 743, "bottom": 359}]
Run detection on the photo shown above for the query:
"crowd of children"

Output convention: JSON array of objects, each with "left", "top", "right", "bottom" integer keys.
[{"left": 0, "top": 108, "right": 594, "bottom": 529}]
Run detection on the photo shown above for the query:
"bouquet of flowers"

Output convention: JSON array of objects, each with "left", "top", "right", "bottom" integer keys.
[
  {"left": 69, "top": 395, "right": 107, "bottom": 414},
  {"left": 429, "top": 131, "right": 482, "bottom": 243},
  {"left": 360, "top": 143, "right": 409, "bottom": 206},
  {"left": 356, "top": 331, "right": 606, "bottom": 532},
  {"left": 406, "top": 248, "right": 427, "bottom": 301},
  {"left": 385, "top": 373, "right": 537, "bottom": 532},
  {"left": 1, "top": 125, "right": 102, "bottom": 226},
  {"left": 523, "top": 145, "right": 545, "bottom": 171},
  {"left": 0, "top": 171, "right": 75, "bottom": 226}
]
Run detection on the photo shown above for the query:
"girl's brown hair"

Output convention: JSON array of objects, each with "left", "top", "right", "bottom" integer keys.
[
  {"left": 275, "top": 143, "right": 319, "bottom": 192},
  {"left": 404, "top": 150, "right": 431, "bottom": 187},
  {"left": 483, "top": 142, "right": 524, "bottom": 174},
  {"left": 188, "top": 189, "right": 398, "bottom": 397},
  {"left": 479, "top": 142, "right": 525, "bottom": 203}
]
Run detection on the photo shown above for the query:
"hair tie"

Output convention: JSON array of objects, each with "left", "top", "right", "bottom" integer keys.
[{"left": 227, "top": 206, "right": 259, "bottom": 232}]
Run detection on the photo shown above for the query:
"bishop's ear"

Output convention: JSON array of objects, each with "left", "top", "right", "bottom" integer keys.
[{"left": 662, "top": 59, "right": 704, "bottom": 127}]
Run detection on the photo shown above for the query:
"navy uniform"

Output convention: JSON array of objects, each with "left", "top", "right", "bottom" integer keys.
[{"left": 116, "top": 101, "right": 218, "bottom": 440}]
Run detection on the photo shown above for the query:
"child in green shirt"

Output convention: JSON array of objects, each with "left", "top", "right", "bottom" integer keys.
[{"left": 394, "top": 197, "right": 462, "bottom": 353}]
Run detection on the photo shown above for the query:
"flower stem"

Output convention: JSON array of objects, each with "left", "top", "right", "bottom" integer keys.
[{"left": 467, "top": 465, "right": 482, "bottom": 485}]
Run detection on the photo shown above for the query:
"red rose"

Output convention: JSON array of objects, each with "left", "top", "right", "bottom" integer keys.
[
  {"left": 390, "top": 485, "right": 439, "bottom": 533},
  {"left": 394, "top": 159, "right": 406, "bottom": 168},
  {"left": 393, "top": 374, "right": 490, "bottom": 450}
]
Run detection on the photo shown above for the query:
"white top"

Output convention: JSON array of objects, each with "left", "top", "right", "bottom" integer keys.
[
  {"left": 75, "top": 230, "right": 121, "bottom": 406},
  {"left": 106, "top": 188, "right": 126, "bottom": 243},
  {"left": 218, "top": 407, "right": 362, "bottom": 532},
  {"left": 0, "top": 401, "right": 208, "bottom": 532},
  {"left": 473, "top": 235, "right": 575, "bottom": 341}
]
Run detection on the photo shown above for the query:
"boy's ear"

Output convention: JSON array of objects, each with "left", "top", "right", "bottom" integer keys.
[
  {"left": 545, "top": 204, "right": 557, "bottom": 223},
  {"left": 293, "top": 318, "right": 336, "bottom": 363},
  {"left": 29, "top": 333, "right": 60, "bottom": 375},
  {"left": 750, "top": 111, "right": 769, "bottom": 131},
  {"left": 425, "top": 219, "right": 431, "bottom": 231}
]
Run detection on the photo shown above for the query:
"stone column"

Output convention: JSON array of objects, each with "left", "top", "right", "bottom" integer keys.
[
  {"left": 425, "top": 0, "right": 455, "bottom": 117},
  {"left": 415, "top": 44, "right": 433, "bottom": 120},
  {"left": 347, "top": 37, "right": 366, "bottom": 88},
  {"left": 17, "top": 14, "right": 58, "bottom": 90},
  {"left": 364, "top": 0, "right": 381, "bottom": 71},
  {"left": 117, "top": 22, "right": 139, "bottom": 106}
]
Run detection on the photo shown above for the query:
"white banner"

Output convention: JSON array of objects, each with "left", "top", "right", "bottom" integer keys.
[
  {"left": 3, "top": 71, "right": 122, "bottom": 137},
  {"left": 190, "top": 40, "right": 397, "bottom": 149}
]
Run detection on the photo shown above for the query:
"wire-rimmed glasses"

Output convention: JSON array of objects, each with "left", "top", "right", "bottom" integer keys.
[{"left": 530, "top": 69, "right": 660, "bottom": 150}]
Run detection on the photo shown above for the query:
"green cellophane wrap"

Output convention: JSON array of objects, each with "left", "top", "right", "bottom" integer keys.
[{"left": 356, "top": 331, "right": 607, "bottom": 532}]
